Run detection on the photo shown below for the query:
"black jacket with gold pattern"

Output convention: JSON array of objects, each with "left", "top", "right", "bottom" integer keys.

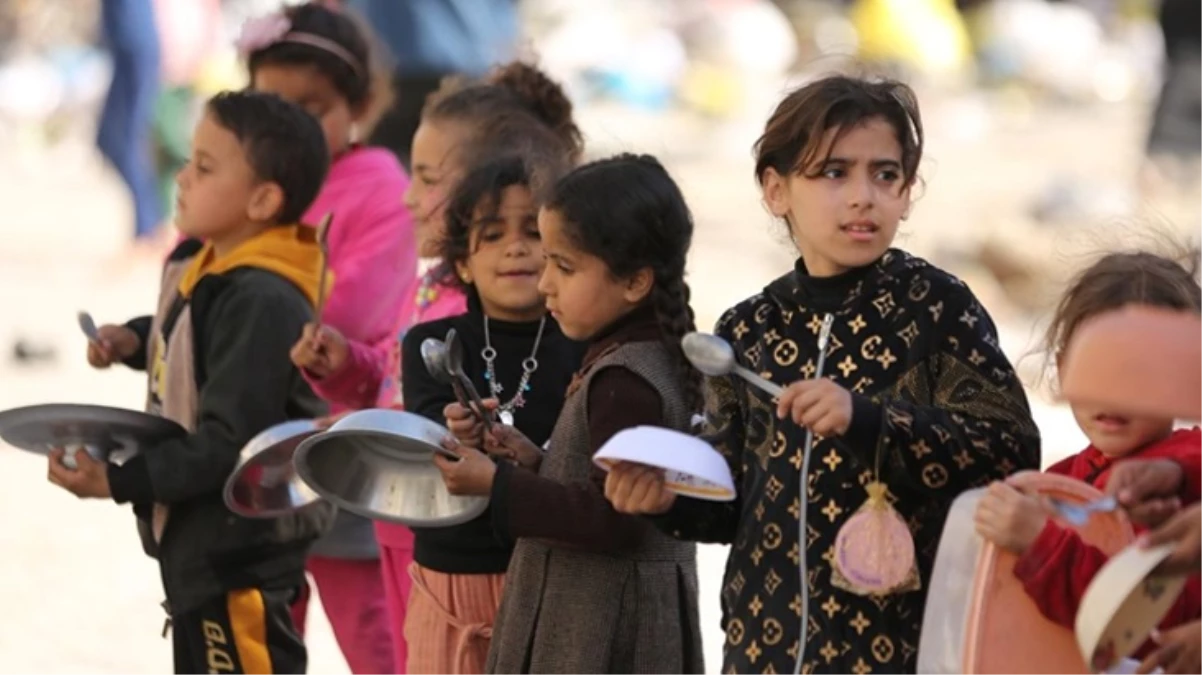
[{"left": 656, "top": 250, "right": 1041, "bottom": 674}]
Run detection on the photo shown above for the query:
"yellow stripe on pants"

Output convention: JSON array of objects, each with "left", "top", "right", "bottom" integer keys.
[{"left": 226, "top": 589, "right": 273, "bottom": 674}]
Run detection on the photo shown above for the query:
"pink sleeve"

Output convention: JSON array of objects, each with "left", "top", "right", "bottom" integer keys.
[{"left": 303, "top": 188, "right": 417, "bottom": 412}]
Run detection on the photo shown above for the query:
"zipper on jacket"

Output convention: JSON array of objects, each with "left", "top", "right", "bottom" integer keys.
[{"left": 793, "top": 311, "right": 833, "bottom": 674}]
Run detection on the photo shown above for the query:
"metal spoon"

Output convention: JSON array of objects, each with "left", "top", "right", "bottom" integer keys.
[
  {"left": 313, "top": 213, "right": 334, "bottom": 324},
  {"left": 682, "top": 332, "right": 784, "bottom": 398},
  {"left": 1047, "top": 495, "right": 1119, "bottom": 526},
  {"left": 77, "top": 311, "right": 100, "bottom": 344},
  {"left": 444, "top": 328, "right": 494, "bottom": 433}
]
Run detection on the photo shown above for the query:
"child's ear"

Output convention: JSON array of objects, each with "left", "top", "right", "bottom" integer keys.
[
  {"left": 455, "top": 259, "right": 472, "bottom": 285},
  {"left": 623, "top": 267, "right": 654, "bottom": 305},
  {"left": 760, "top": 167, "right": 791, "bottom": 218},
  {"left": 248, "top": 182, "right": 286, "bottom": 223}
]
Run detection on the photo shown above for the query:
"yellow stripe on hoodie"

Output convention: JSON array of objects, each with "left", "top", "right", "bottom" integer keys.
[{"left": 176, "top": 224, "right": 334, "bottom": 309}]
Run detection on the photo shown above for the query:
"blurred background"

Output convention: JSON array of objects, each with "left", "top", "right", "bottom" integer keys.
[{"left": 0, "top": 0, "right": 1197, "bottom": 672}]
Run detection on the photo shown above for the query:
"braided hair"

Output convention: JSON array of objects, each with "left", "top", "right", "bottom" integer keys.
[{"left": 544, "top": 153, "right": 703, "bottom": 413}]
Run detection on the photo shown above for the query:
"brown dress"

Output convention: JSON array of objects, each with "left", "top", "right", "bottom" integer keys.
[{"left": 485, "top": 325, "right": 705, "bottom": 674}]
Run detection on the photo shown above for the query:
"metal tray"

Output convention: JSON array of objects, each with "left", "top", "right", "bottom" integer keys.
[
  {"left": 0, "top": 403, "right": 186, "bottom": 467},
  {"left": 294, "top": 409, "right": 488, "bottom": 528},
  {"left": 223, "top": 419, "right": 322, "bottom": 518}
]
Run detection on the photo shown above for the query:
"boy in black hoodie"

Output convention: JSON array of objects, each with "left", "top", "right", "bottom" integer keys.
[{"left": 48, "top": 90, "right": 336, "bottom": 674}]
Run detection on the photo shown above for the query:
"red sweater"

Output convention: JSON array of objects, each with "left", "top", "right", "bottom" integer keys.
[{"left": 1013, "top": 427, "right": 1201, "bottom": 641}]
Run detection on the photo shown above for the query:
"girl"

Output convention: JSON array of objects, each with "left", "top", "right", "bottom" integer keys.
[
  {"left": 973, "top": 250, "right": 1201, "bottom": 671},
  {"left": 605, "top": 75, "right": 1042, "bottom": 674},
  {"left": 239, "top": 4, "right": 415, "bottom": 672},
  {"left": 291, "top": 58, "right": 584, "bottom": 672},
  {"left": 400, "top": 150, "right": 584, "bottom": 673},
  {"left": 438, "top": 154, "right": 706, "bottom": 674}
]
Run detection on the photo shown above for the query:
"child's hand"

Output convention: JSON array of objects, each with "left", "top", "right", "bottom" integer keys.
[
  {"left": 483, "top": 423, "right": 544, "bottom": 470},
  {"left": 604, "top": 461, "right": 677, "bottom": 516},
  {"left": 1139, "top": 620, "right": 1201, "bottom": 674},
  {"left": 86, "top": 324, "right": 140, "bottom": 369},
  {"left": 444, "top": 398, "right": 499, "bottom": 448},
  {"left": 1106, "top": 459, "right": 1185, "bottom": 528},
  {"left": 973, "top": 481, "right": 1048, "bottom": 554},
  {"left": 314, "top": 410, "right": 354, "bottom": 429},
  {"left": 290, "top": 323, "right": 349, "bottom": 378},
  {"left": 1139, "top": 502, "right": 1201, "bottom": 576},
  {"left": 775, "top": 379, "right": 853, "bottom": 436},
  {"left": 433, "top": 437, "right": 496, "bottom": 496},
  {"left": 46, "top": 448, "right": 112, "bottom": 499}
]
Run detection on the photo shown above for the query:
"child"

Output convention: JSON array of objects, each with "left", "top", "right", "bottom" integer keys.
[
  {"left": 437, "top": 154, "right": 706, "bottom": 674},
  {"left": 291, "top": 59, "right": 584, "bottom": 668},
  {"left": 295, "top": 60, "right": 585, "bottom": 416},
  {"left": 399, "top": 150, "right": 584, "bottom": 673},
  {"left": 973, "top": 250, "right": 1201, "bottom": 666},
  {"left": 237, "top": 4, "right": 414, "bottom": 672},
  {"left": 604, "top": 75, "right": 1042, "bottom": 674},
  {"left": 48, "top": 90, "right": 335, "bottom": 674}
]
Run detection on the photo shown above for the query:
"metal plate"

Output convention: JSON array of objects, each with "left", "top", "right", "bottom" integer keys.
[
  {"left": 294, "top": 409, "right": 489, "bottom": 528},
  {"left": 0, "top": 403, "right": 186, "bottom": 466},
  {"left": 223, "top": 419, "right": 322, "bottom": 518}
]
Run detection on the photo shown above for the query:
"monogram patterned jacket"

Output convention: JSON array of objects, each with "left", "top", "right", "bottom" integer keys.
[{"left": 656, "top": 249, "right": 1041, "bottom": 674}]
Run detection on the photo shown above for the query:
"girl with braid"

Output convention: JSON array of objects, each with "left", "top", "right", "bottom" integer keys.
[{"left": 437, "top": 154, "right": 705, "bottom": 673}]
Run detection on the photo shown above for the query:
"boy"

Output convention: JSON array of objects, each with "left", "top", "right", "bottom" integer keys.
[{"left": 48, "top": 90, "right": 335, "bottom": 674}]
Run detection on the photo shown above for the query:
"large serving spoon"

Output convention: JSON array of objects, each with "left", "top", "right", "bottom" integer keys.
[{"left": 682, "top": 332, "right": 784, "bottom": 398}]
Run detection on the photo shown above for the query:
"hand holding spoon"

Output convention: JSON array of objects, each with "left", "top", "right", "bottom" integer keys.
[
  {"left": 421, "top": 336, "right": 491, "bottom": 437},
  {"left": 445, "top": 328, "right": 494, "bottom": 433}
]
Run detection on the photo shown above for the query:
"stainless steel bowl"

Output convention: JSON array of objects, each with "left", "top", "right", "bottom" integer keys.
[
  {"left": 294, "top": 409, "right": 489, "bottom": 528},
  {"left": 0, "top": 403, "right": 186, "bottom": 468},
  {"left": 223, "top": 419, "right": 322, "bottom": 518}
]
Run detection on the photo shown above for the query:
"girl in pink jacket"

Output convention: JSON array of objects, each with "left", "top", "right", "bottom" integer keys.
[
  {"left": 293, "top": 59, "right": 584, "bottom": 673},
  {"left": 240, "top": 4, "right": 414, "bottom": 673}
]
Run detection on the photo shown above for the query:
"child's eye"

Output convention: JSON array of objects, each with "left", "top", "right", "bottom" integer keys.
[
  {"left": 875, "top": 169, "right": 901, "bottom": 182},
  {"left": 556, "top": 263, "right": 573, "bottom": 274},
  {"left": 820, "top": 167, "right": 845, "bottom": 179}
]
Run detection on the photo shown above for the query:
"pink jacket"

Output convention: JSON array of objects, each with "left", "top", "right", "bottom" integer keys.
[{"left": 303, "top": 147, "right": 416, "bottom": 414}]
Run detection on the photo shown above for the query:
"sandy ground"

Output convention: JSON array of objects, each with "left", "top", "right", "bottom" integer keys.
[{"left": 1, "top": 85, "right": 1185, "bottom": 673}]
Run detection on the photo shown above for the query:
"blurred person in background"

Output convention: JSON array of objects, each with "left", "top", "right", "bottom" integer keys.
[
  {"left": 343, "top": 0, "right": 520, "bottom": 169},
  {"left": 1142, "top": 0, "right": 1201, "bottom": 196},
  {"left": 97, "top": 0, "right": 165, "bottom": 256}
]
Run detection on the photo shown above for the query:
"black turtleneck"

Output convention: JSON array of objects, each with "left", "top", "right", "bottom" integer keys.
[
  {"left": 768, "top": 256, "right": 884, "bottom": 450},
  {"left": 401, "top": 295, "right": 586, "bottom": 573}
]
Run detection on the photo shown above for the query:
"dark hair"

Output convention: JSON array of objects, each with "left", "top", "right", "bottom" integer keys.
[
  {"left": 1045, "top": 250, "right": 1201, "bottom": 364},
  {"left": 544, "top": 153, "right": 703, "bottom": 412},
  {"left": 206, "top": 90, "right": 330, "bottom": 224},
  {"left": 246, "top": 2, "right": 388, "bottom": 112},
  {"left": 423, "top": 61, "right": 585, "bottom": 165},
  {"left": 754, "top": 75, "right": 923, "bottom": 187},
  {"left": 438, "top": 153, "right": 538, "bottom": 293}
]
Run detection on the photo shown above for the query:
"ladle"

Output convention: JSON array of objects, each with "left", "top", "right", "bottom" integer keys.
[{"left": 681, "top": 332, "right": 784, "bottom": 398}]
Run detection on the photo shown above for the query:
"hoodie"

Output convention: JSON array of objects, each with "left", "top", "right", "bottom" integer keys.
[{"left": 108, "top": 228, "right": 335, "bottom": 614}]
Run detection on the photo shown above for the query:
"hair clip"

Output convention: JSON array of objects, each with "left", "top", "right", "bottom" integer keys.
[{"left": 235, "top": 13, "right": 291, "bottom": 58}]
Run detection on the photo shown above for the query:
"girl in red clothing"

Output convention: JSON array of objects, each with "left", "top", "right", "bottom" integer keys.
[{"left": 973, "top": 249, "right": 1201, "bottom": 666}]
